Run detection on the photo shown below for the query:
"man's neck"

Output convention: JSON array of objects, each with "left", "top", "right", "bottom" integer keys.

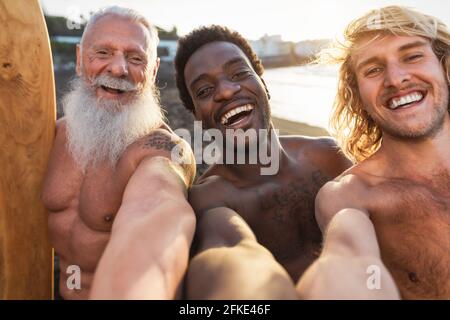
[
  {"left": 218, "top": 129, "right": 291, "bottom": 183},
  {"left": 376, "top": 118, "right": 450, "bottom": 176}
]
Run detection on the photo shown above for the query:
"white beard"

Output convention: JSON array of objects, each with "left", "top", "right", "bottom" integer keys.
[{"left": 62, "top": 77, "right": 164, "bottom": 171}]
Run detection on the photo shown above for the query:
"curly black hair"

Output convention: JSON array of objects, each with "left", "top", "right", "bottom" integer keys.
[{"left": 174, "top": 25, "right": 264, "bottom": 113}]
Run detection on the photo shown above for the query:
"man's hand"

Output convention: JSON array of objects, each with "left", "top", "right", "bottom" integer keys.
[{"left": 186, "top": 207, "right": 298, "bottom": 300}]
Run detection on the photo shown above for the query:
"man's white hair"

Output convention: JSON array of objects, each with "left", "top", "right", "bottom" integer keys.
[{"left": 80, "top": 6, "right": 159, "bottom": 62}]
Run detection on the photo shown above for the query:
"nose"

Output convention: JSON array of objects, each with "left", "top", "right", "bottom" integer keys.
[
  {"left": 108, "top": 53, "right": 128, "bottom": 78},
  {"left": 383, "top": 63, "right": 411, "bottom": 89},
  {"left": 213, "top": 78, "right": 241, "bottom": 101}
]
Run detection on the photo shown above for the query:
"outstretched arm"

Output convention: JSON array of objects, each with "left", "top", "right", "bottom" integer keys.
[
  {"left": 186, "top": 207, "right": 297, "bottom": 300},
  {"left": 90, "top": 155, "right": 195, "bottom": 299},
  {"left": 296, "top": 184, "right": 400, "bottom": 299}
]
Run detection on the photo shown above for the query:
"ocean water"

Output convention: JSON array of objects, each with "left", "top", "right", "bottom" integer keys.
[{"left": 264, "top": 64, "right": 339, "bottom": 131}]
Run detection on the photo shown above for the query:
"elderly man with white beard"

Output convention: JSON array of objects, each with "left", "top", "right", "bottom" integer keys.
[{"left": 42, "top": 6, "right": 196, "bottom": 300}]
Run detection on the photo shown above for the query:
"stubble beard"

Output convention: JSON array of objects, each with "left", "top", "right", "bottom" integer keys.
[{"left": 379, "top": 87, "right": 449, "bottom": 141}]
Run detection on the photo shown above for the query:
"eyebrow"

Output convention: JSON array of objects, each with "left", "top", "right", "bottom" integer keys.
[
  {"left": 355, "top": 56, "right": 379, "bottom": 72},
  {"left": 189, "top": 57, "right": 247, "bottom": 90},
  {"left": 91, "top": 43, "right": 146, "bottom": 55},
  {"left": 355, "top": 40, "right": 429, "bottom": 72},
  {"left": 223, "top": 57, "right": 247, "bottom": 69},
  {"left": 398, "top": 40, "right": 428, "bottom": 51}
]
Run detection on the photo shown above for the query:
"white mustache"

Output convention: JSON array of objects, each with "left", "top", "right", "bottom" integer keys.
[
  {"left": 92, "top": 74, "right": 138, "bottom": 92},
  {"left": 63, "top": 77, "right": 164, "bottom": 171}
]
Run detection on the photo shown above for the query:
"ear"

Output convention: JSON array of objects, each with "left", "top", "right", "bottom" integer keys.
[
  {"left": 260, "top": 77, "right": 271, "bottom": 100},
  {"left": 151, "top": 57, "right": 160, "bottom": 83},
  {"left": 75, "top": 44, "right": 82, "bottom": 76}
]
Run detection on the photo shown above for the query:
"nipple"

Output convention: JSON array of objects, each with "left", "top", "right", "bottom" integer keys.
[{"left": 408, "top": 272, "right": 419, "bottom": 283}]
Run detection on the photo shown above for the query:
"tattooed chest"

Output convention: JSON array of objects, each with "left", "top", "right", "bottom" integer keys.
[
  {"left": 237, "top": 178, "right": 322, "bottom": 251},
  {"left": 259, "top": 180, "right": 316, "bottom": 224},
  {"left": 259, "top": 168, "right": 330, "bottom": 223}
]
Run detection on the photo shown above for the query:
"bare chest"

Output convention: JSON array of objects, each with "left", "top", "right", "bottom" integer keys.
[
  {"left": 368, "top": 180, "right": 450, "bottom": 299},
  {"left": 43, "top": 156, "right": 130, "bottom": 232},
  {"left": 223, "top": 170, "right": 329, "bottom": 280},
  {"left": 78, "top": 168, "right": 129, "bottom": 230}
]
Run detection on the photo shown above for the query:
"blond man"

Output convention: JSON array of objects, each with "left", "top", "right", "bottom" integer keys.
[{"left": 297, "top": 6, "right": 449, "bottom": 299}]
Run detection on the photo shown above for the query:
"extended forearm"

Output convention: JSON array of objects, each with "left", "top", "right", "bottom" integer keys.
[
  {"left": 91, "top": 197, "right": 195, "bottom": 299},
  {"left": 90, "top": 157, "right": 196, "bottom": 299},
  {"left": 322, "top": 208, "right": 381, "bottom": 258},
  {"left": 187, "top": 208, "right": 297, "bottom": 300},
  {"left": 297, "top": 208, "right": 400, "bottom": 299}
]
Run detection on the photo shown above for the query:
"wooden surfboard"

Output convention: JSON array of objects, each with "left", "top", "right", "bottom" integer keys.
[{"left": 0, "top": 0, "right": 55, "bottom": 299}]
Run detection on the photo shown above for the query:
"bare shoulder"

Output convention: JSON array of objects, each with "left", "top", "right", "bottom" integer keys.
[
  {"left": 281, "top": 135, "right": 353, "bottom": 178},
  {"left": 49, "top": 118, "right": 69, "bottom": 152},
  {"left": 55, "top": 117, "right": 67, "bottom": 136},
  {"left": 56, "top": 117, "right": 66, "bottom": 128},
  {"left": 137, "top": 128, "right": 190, "bottom": 155},
  {"left": 315, "top": 171, "right": 369, "bottom": 231},
  {"left": 189, "top": 174, "right": 236, "bottom": 216},
  {"left": 127, "top": 128, "right": 196, "bottom": 186}
]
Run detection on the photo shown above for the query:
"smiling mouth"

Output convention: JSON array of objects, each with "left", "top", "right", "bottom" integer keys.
[
  {"left": 386, "top": 91, "right": 426, "bottom": 110},
  {"left": 100, "top": 85, "right": 126, "bottom": 95},
  {"left": 220, "top": 104, "right": 254, "bottom": 126}
]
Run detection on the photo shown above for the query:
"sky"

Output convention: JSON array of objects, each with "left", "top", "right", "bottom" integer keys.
[{"left": 40, "top": 0, "right": 450, "bottom": 42}]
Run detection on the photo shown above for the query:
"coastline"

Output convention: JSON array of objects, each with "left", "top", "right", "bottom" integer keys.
[{"left": 271, "top": 116, "right": 329, "bottom": 137}]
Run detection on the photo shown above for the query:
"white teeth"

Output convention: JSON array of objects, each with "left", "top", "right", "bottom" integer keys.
[
  {"left": 103, "top": 85, "right": 123, "bottom": 91},
  {"left": 220, "top": 104, "right": 254, "bottom": 125},
  {"left": 400, "top": 97, "right": 407, "bottom": 106},
  {"left": 389, "top": 92, "right": 423, "bottom": 109}
]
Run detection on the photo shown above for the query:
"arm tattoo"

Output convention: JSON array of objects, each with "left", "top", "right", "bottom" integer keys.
[
  {"left": 142, "top": 132, "right": 193, "bottom": 185},
  {"left": 143, "top": 132, "right": 184, "bottom": 157}
]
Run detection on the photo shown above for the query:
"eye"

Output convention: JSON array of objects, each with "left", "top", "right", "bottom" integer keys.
[
  {"left": 231, "top": 70, "right": 251, "bottom": 81},
  {"left": 196, "top": 86, "right": 214, "bottom": 98},
  {"left": 129, "top": 56, "right": 144, "bottom": 64},
  {"left": 404, "top": 53, "right": 423, "bottom": 63},
  {"left": 95, "top": 50, "right": 110, "bottom": 59},
  {"left": 364, "top": 67, "right": 383, "bottom": 77}
]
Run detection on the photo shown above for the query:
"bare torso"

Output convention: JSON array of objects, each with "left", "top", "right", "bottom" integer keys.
[
  {"left": 42, "top": 120, "right": 189, "bottom": 299},
  {"left": 190, "top": 136, "right": 351, "bottom": 282},
  {"left": 337, "top": 165, "right": 450, "bottom": 299}
]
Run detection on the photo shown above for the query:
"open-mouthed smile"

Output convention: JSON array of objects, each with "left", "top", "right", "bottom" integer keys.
[
  {"left": 100, "top": 85, "right": 127, "bottom": 95},
  {"left": 385, "top": 90, "right": 427, "bottom": 110},
  {"left": 219, "top": 103, "right": 255, "bottom": 127}
]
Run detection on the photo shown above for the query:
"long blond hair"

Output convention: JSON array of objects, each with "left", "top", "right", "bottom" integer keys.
[{"left": 325, "top": 5, "right": 450, "bottom": 163}]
